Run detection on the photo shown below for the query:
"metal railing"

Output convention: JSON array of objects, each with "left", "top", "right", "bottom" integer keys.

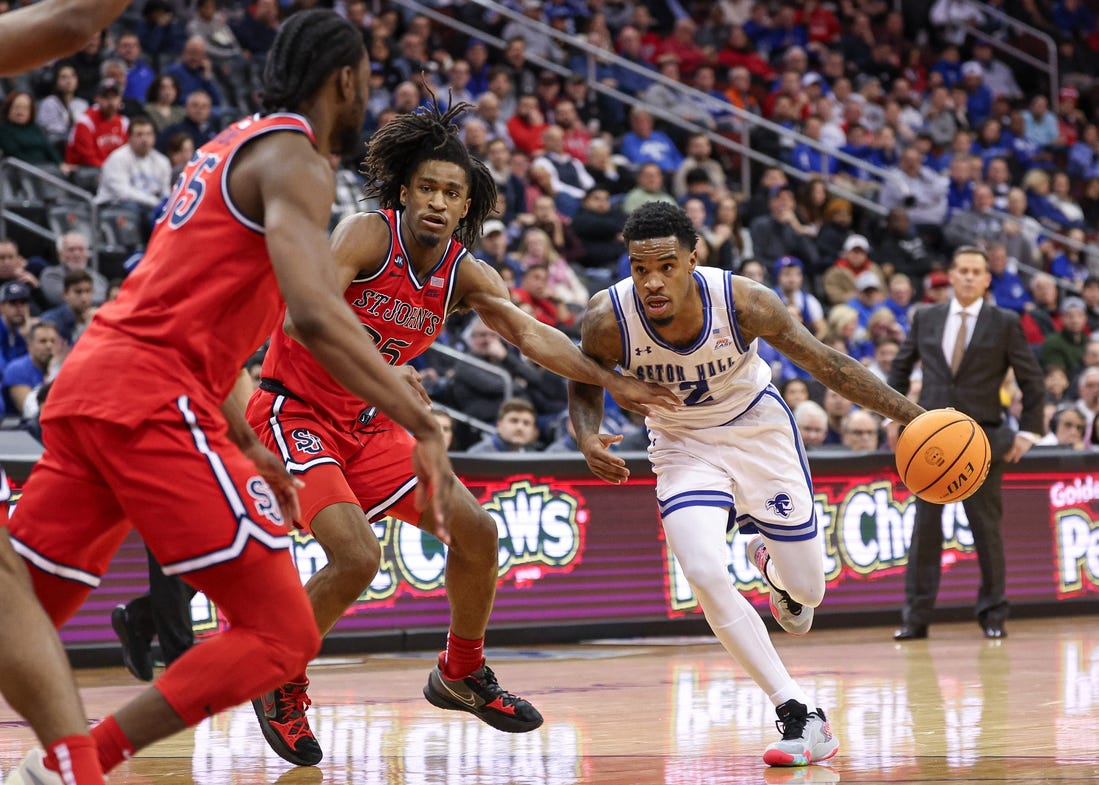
[
  {"left": 962, "top": 0, "right": 1058, "bottom": 112},
  {"left": 0, "top": 156, "right": 100, "bottom": 269},
  {"left": 392, "top": 0, "right": 905, "bottom": 215}
]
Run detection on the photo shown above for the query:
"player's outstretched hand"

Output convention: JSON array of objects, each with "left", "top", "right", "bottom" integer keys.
[
  {"left": 242, "top": 441, "right": 304, "bottom": 528},
  {"left": 579, "top": 433, "right": 629, "bottom": 484},
  {"left": 411, "top": 435, "right": 453, "bottom": 545},
  {"left": 605, "top": 373, "right": 679, "bottom": 416}
]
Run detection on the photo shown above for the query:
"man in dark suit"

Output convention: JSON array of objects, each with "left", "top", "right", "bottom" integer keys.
[{"left": 888, "top": 245, "right": 1044, "bottom": 641}]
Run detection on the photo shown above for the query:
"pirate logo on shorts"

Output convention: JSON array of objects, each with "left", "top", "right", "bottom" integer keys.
[{"left": 766, "top": 492, "right": 794, "bottom": 519}]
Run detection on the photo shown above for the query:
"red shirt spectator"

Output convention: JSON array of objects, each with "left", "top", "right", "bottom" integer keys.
[
  {"left": 65, "top": 79, "right": 128, "bottom": 167},
  {"left": 796, "top": 0, "right": 840, "bottom": 45},
  {"left": 655, "top": 18, "right": 705, "bottom": 77},
  {"left": 506, "top": 94, "right": 548, "bottom": 156}
]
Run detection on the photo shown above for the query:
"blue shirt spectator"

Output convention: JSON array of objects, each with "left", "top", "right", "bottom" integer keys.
[
  {"left": 0, "top": 281, "right": 31, "bottom": 366},
  {"left": 620, "top": 109, "right": 683, "bottom": 173}
]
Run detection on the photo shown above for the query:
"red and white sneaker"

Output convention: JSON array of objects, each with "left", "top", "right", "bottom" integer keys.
[{"left": 251, "top": 680, "right": 322, "bottom": 766}]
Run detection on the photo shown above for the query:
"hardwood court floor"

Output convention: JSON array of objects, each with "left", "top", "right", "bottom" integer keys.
[{"left": 2, "top": 617, "right": 1097, "bottom": 785}]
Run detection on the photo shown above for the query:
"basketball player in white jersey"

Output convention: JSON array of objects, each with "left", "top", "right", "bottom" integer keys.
[{"left": 569, "top": 202, "right": 925, "bottom": 767}]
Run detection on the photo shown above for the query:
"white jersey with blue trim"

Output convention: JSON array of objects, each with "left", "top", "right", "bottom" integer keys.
[{"left": 609, "top": 266, "right": 772, "bottom": 432}]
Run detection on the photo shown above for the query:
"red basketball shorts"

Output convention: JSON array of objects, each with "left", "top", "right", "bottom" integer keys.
[
  {"left": 245, "top": 389, "right": 421, "bottom": 532},
  {"left": 7, "top": 396, "right": 294, "bottom": 588}
]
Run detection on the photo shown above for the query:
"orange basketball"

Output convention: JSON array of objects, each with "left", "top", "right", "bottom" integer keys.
[{"left": 895, "top": 409, "right": 991, "bottom": 504}]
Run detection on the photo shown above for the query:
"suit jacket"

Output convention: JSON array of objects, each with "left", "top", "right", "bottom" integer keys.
[{"left": 888, "top": 301, "right": 1045, "bottom": 460}]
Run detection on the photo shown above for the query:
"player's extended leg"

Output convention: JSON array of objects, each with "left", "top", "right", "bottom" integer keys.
[
  {"left": 249, "top": 499, "right": 381, "bottom": 766},
  {"left": 0, "top": 531, "right": 106, "bottom": 785},
  {"left": 661, "top": 505, "right": 837, "bottom": 767},
  {"left": 416, "top": 476, "right": 542, "bottom": 733},
  {"left": 91, "top": 549, "right": 319, "bottom": 774}
]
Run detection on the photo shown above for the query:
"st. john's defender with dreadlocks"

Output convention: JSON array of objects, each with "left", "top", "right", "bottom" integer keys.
[{"left": 245, "top": 99, "right": 675, "bottom": 765}]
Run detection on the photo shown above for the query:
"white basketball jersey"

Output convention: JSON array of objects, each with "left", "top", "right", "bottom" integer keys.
[{"left": 609, "top": 267, "right": 772, "bottom": 431}]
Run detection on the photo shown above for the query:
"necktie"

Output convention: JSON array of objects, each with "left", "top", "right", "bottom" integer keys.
[{"left": 951, "top": 311, "right": 968, "bottom": 374}]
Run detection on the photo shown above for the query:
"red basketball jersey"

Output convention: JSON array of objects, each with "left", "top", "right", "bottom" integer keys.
[
  {"left": 261, "top": 208, "right": 466, "bottom": 429},
  {"left": 44, "top": 113, "right": 317, "bottom": 427}
]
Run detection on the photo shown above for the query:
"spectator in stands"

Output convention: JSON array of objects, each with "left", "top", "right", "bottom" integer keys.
[
  {"left": 1041, "top": 296, "right": 1089, "bottom": 377},
  {"left": 622, "top": 162, "right": 676, "bottom": 215},
  {"left": 709, "top": 194, "right": 753, "bottom": 272},
  {"left": 2, "top": 321, "right": 58, "bottom": 420},
  {"left": 231, "top": 0, "right": 279, "bottom": 64},
  {"left": 64, "top": 78, "right": 128, "bottom": 168},
  {"left": 143, "top": 74, "right": 184, "bottom": 136},
  {"left": 1081, "top": 276, "right": 1099, "bottom": 334},
  {"left": 187, "top": 0, "right": 242, "bottom": 67},
  {"left": 823, "top": 234, "right": 885, "bottom": 307},
  {"left": 0, "top": 281, "right": 31, "bottom": 366},
  {"left": 1050, "top": 171, "right": 1085, "bottom": 227},
  {"left": 1037, "top": 404, "right": 1089, "bottom": 449},
  {"left": 883, "top": 273, "right": 916, "bottom": 335},
  {"left": 165, "top": 36, "right": 222, "bottom": 111},
  {"left": 848, "top": 270, "right": 887, "bottom": 330},
  {"left": 1075, "top": 367, "right": 1099, "bottom": 440},
  {"left": 0, "top": 91, "right": 64, "bottom": 166},
  {"left": 1024, "top": 168, "right": 1076, "bottom": 232},
  {"left": 773, "top": 255, "right": 826, "bottom": 338},
  {"left": 36, "top": 65, "right": 88, "bottom": 156},
  {"left": 39, "top": 268, "right": 96, "bottom": 346},
  {"left": 113, "top": 31, "right": 156, "bottom": 107},
  {"left": 970, "top": 40, "right": 1022, "bottom": 101},
  {"left": 95, "top": 115, "right": 171, "bottom": 237},
  {"left": 749, "top": 184, "right": 818, "bottom": 271},
  {"left": 506, "top": 93, "right": 547, "bottom": 157},
  {"left": 157, "top": 89, "right": 218, "bottom": 153},
  {"left": 1021, "top": 272, "right": 1064, "bottom": 347},
  {"left": 512, "top": 263, "right": 568, "bottom": 330},
  {"left": 638, "top": 54, "right": 713, "bottom": 135},
  {"left": 986, "top": 242, "right": 1031, "bottom": 315},
  {"left": 475, "top": 219, "right": 519, "bottom": 278},
  {"left": 59, "top": 30, "right": 106, "bottom": 103},
  {"left": 584, "top": 138, "right": 634, "bottom": 197},
  {"left": 0, "top": 239, "right": 47, "bottom": 312},
  {"left": 959, "top": 60, "right": 993, "bottom": 126},
  {"left": 920, "top": 85, "right": 960, "bottom": 148},
  {"left": 99, "top": 58, "right": 145, "bottom": 119},
  {"left": 794, "top": 400, "right": 829, "bottom": 449},
  {"left": 841, "top": 409, "right": 882, "bottom": 451},
  {"left": 620, "top": 107, "right": 682, "bottom": 174},
  {"left": 466, "top": 398, "right": 542, "bottom": 454},
  {"left": 532, "top": 125, "right": 595, "bottom": 203},
  {"left": 1049, "top": 228, "right": 1093, "bottom": 289},
  {"left": 40, "top": 231, "right": 107, "bottom": 307},
  {"left": 672, "top": 133, "right": 726, "bottom": 201},
  {"left": 820, "top": 387, "right": 852, "bottom": 445},
  {"left": 943, "top": 155, "right": 974, "bottom": 219},
  {"left": 163, "top": 130, "right": 194, "bottom": 181},
  {"left": 1068, "top": 124, "right": 1099, "bottom": 181},
  {"left": 879, "top": 147, "right": 949, "bottom": 239},
  {"left": 137, "top": 0, "right": 187, "bottom": 72},
  {"left": 943, "top": 184, "right": 1006, "bottom": 252},
  {"left": 571, "top": 188, "right": 625, "bottom": 282},
  {"left": 873, "top": 207, "right": 934, "bottom": 283}
]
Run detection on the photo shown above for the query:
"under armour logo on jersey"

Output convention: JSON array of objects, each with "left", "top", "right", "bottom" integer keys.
[
  {"left": 291, "top": 428, "right": 323, "bottom": 454},
  {"left": 766, "top": 492, "right": 794, "bottom": 518},
  {"left": 634, "top": 346, "right": 653, "bottom": 355},
  {"left": 247, "top": 477, "right": 284, "bottom": 526}
]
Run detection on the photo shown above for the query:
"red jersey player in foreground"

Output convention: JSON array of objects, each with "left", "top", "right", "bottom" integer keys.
[
  {"left": 244, "top": 100, "right": 677, "bottom": 765},
  {"left": 0, "top": 3, "right": 154, "bottom": 785},
  {"left": 5, "top": 11, "right": 453, "bottom": 785}
]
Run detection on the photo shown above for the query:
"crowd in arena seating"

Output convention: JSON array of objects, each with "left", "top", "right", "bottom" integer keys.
[{"left": 0, "top": 0, "right": 1097, "bottom": 451}]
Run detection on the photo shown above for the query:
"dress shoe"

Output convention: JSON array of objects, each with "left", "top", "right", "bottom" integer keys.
[
  {"left": 893, "top": 624, "right": 928, "bottom": 641},
  {"left": 982, "top": 622, "right": 1007, "bottom": 639},
  {"left": 111, "top": 604, "right": 154, "bottom": 681}
]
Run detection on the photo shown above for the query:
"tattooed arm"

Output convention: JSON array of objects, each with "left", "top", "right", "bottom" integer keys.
[{"left": 734, "top": 277, "right": 925, "bottom": 424}]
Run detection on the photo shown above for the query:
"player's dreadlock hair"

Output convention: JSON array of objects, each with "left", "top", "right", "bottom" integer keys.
[
  {"left": 622, "top": 201, "right": 698, "bottom": 252},
  {"left": 360, "top": 96, "right": 497, "bottom": 249},
  {"left": 261, "top": 9, "right": 365, "bottom": 114}
]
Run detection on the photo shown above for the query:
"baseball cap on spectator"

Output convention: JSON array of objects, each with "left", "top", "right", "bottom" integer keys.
[
  {"left": 97, "top": 78, "right": 121, "bottom": 96},
  {"left": 0, "top": 281, "right": 30, "bottom": 302},
  {"left": 927, "top": 271, "right": 950, "bottom": 288},
  {"left": 843, "top": 234, "right": 869, "bottom": 254},
  {"left": 773, "top": 256, "right": 803, "bottom": 275},
  {"left": 801, "top": 72, "right": 822, "bottom": 87},
  {"left": 545, "top": 5, "right": 571, "bottom": 20},
  {"left": 1062, "top": 296, "right": 1086, "bottom": 314},
  {"left": 481, "top": 219, "right": 506, "bottom": 238},
  {"left": 1060, "top": 85, "right": 1079, "bottom": 102},
  {"left": 855, "top": 270, "right": 881, "bottom": 291},
  {"left": 961, "top": 61, "right": 983, "bottom": 78}
]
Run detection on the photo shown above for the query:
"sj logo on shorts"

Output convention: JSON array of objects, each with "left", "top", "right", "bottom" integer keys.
[
  {"left": 766, "top": 492, "right": 794, "bottom": 519},
  {"left": 248, "top": 476, "right": 284, "bottom": 526},
  {"left": 292, "top": 428, "right": 323, "bottom": 454}
]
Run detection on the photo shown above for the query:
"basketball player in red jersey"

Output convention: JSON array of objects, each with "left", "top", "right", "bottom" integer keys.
[
  {"left": 4, "top": 11, "right": 454, "bottom": 785},
  {"left": 245, "top": 101, "right": 677, "bottom": 765},
  {"left": 0, "top": 3, "right": 158, "bottom": 784}
]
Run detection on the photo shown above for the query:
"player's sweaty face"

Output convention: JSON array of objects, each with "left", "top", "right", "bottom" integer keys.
[{"left": 628, "top": 236, "right": 694, "bottom": 324}]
